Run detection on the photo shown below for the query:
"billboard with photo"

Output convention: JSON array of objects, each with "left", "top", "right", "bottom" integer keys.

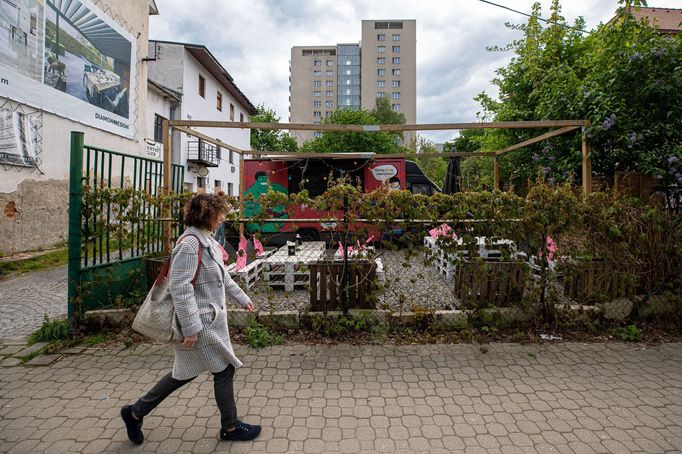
[{"left": 0, "top": 0, "right": 136, "bottom": 141}]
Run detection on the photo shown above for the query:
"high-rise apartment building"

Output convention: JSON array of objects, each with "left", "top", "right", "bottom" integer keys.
[{"left": 289, "top": 20, "right": 416, "bottom": 144}]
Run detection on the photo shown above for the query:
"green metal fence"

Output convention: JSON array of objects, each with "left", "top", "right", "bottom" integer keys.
[{"left": 67, "top": 131, "right": 184, "bottom": 325}]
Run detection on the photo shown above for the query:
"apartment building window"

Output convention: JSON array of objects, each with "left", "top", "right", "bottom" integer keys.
[
  {"left": 314, "top": 91, "right": 321, "bottom": 97},
  {"left": 346, "top": 69, "right": 351, "bottom": 75},
  {"left": 325, "top": 100, "right": 333, "bottom": 107},
  {"left": 392, "top": 104, "right": 401, "bottom": 111},
  {"left": 392, "top": 34, "right": 400, "bottom": 41},
  {"left": 377, "top": 46, "right": 385, "bottom": 53},
  {"left": 216, "top": 145, "right": 221, "bottom": 160},
  {"left": 345, "top": 99, "right": 351, "bottom": 106},
  {"left": 227, "top": 182, "right": 234, "bottom": 196},
  {"left": 153, "top": 114, "right": 165, "bottom": 142},
  {"left": 325, "top": 111, "right": 332, "bottom": 117},
  {"left": 346, "top": 88, "right": 351, "bottom": 95},
  {"left": 313, "top": 60, "right": 321, "bottom": 66},
  {"left": 313, "top": 111, "right": 321, "bottom": 117},
  {"left": 326, "top": 60, "right": 333, "bottom": 66},
  {"left": 377, "top": 92, "right": 385, "bottom": 98},
  {"left": 325, "top": 90, "right": 333, "bottom": 96},
  {"left": 214, "top": 179, "right": 222, "bottom": 192},
  {"left": 313, "top": 131, "right": 322, "bottom": 138},
  {"left": 392, "top": 68, "right": 401, "bottom": 76},
  {"left": 326, "top": 70, "right": 333, "bottom": 77},
  {"left": 240, "top": 113, "right": 244, "bottom": 122},
  {"left": 377, "top": 80, "right": 385, "bottom": 88},
  {"left": 377, "top": 69, "right": 385, "bottom": 76},
  {"left": 392, "top": 92, "right": 401, "bottom": 99},
  {"left": 345, "top": 60, "right": 352, "bottom": 66},
  {"left": 198, "top": 74, "right": 205, "bottom": 97},
  {"left": 313, "top": 80, "right": 321, "bottom": 87},
  {"left": 326, "top": 80, "right": 333, "bottom": 87},
  {"left": 229, "top": 150, "right": 234, "bottom": 164},
  {"left": 216, "top": 91, "right": 223, "bottom": 111},
  {"left": 377, "top": 33, "right": 385, "bottom": 41},
  {"left": 392, "top": 46, "right": 400, "bottom": 52},
  {"left": 377, "top": 57, "right": 385, "bottom": 65},
  {"left": 197, "top": 177, "right": 206, "bottom": 190},
  {"left": 392, "top": 57, "right": 400, "bottom": 64},
  {"left": 346, "top": 79, "right": 351, "bottom": 85},
  {"left": 314, "top": 100, "right": 321, "bottom": 107},
  {"left": 314, "top": 121, "right": 321, "bottom": 124},
  {"left": 313, "top": 70, "right": 321, "bottom": 77},
  {"left": 392, "top": 80, "right": 401, "bottom": 87},
  {"left": 230, "top": 103, "right": 235, "bottom": 120}
]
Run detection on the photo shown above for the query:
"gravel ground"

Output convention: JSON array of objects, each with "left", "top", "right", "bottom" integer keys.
[{"left": 228, "top": 248, "right": 457, "bottom": 313}]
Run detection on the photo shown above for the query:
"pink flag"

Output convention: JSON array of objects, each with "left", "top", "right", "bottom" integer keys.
[
  {"left": 236, "top": 235, "right": 247, "bottom": 271},
  {"left": 253, "top": 235, "right": 264, "bottom": 256}
]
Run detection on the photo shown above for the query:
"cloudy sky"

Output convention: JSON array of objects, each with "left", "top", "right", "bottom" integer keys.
[{"left": 150, "top": 0, "right": 678, "bottom": 144}]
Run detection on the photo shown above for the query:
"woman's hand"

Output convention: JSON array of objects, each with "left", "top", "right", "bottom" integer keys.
[
  {"left": 245, "top": 302, "right": 255, "bottom": 313},
  {"left": 181, "top": 334, "right": 198, "bottom": 348}
]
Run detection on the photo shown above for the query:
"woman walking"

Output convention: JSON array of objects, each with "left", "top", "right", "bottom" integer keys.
[{"left": 121, "top": 193, "right": 261, "bottom": 444}]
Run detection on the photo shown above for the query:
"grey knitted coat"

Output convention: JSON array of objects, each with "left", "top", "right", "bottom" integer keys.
[{"left": 169, "top": 227, "right": 252, "bottom": 380}]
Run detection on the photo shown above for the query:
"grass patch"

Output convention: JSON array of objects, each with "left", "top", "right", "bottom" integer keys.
[
  {"left": 82, "top": 335, "right": 107, "bottom": 346},
  {"left": 0, "top": 248, "right": 68, "bottom": 277},
  {"left": 29, "top": 315, "right": 70, "bottom": 344},
  {"left": 244, "top": 319, "right": 283, "bottom": 349}
]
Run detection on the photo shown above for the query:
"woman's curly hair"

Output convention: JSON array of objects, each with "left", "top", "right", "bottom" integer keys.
[{"left": 183, "top": 193, "right": 229, "bottom": 230}]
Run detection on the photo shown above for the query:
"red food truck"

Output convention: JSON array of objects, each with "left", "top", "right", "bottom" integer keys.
[{"left": 240, "top": 154, "right": 440, "bottom": 244}]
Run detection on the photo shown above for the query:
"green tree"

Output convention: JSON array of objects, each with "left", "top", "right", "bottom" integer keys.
[
  {"left": 250, "top": 105, "right": 298, "bottom": 153},
  {"left": 300, "top": 107, "right": 400, "bottom": 154}
]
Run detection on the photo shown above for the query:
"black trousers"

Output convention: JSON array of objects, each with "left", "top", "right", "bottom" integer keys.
[{"left": 133, "top": 365, "right": 237, "bottom": 430}]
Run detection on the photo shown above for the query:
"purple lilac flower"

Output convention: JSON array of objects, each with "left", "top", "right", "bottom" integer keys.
[
  {"left": 629, "top": 52, "right": 641, "bottom": 62},
  {"left": 532, "top": 153, "right": 540, "bottom": 161},
  {"left": 654, "top": 175, "right": 663, "bottom": 180},
  {"left": 602, "top": 113, "right": 616, "bottom": 131},
  {"left": 548, "top": 156, "right": 556, "bottom": 161},
  {"left": 668, "top": 156, "right": 679, "bottom": 165},
  {"left": 653, "top": 48, "right": 665, "bottom": 59},
  {"left": 677, "top": 176, "right": 682, "bottom": 185},
  {"left": 542, "top": 166, "right": 551, "bottom": 174},
  {"left": 654, "top": 191, "right": 667, "bottom": 197}
]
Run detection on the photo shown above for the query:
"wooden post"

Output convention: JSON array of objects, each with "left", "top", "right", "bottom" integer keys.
[
  {"left": 162, "top": 119, "right": 172, "bottom": 254},
  {"left": 239, "top": 157, "right": 245, "bottom": 237},
  {"left": 582, "top": 127, "right": 592, "bottom": 196},
  {"left": 493, "top": 157, "right": 500, "bottom": 191}
]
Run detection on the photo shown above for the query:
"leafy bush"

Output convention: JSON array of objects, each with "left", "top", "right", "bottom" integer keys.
[
  {"left": 244, "top": 319, "right": 283, "bottom": 349},
  {"left": 30, "top": 315, "right": 70, "bottom": 343},
  {"left": 611, "top": 324, "right": 642, "bottom": 342}
]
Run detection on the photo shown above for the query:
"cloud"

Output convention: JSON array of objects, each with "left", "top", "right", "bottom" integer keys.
[{"left": 150, "top": 0, "right": 671, "bottom": 144}]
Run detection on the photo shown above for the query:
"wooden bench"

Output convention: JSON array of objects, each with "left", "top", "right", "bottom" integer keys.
[
  {"left": 454, "top": 261, "right": 528, "bottom": 308},
  {"left": 309, "top": 260, "right": 377, "bottom": 311}
]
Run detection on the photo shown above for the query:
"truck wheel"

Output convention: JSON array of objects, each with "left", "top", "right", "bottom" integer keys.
[{"left": 298, "top": 228, "right": 320, "bottom": 242}]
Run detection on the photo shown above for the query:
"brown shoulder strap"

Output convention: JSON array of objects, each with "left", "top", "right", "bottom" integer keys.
[{"left": 154, "top": 234, "right": 203, "bottom": 287}]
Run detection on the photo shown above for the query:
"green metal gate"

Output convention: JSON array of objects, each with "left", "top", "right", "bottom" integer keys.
[{"left": 67, "top": 132, "right": 184, "bottom": 325}]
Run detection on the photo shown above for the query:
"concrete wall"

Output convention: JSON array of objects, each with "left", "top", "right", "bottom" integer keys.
[{"left": 0, "top": 0, "right": 152, "bottom": 255}]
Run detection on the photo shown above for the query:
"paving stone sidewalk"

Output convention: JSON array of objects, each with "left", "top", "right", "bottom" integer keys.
[{"left": 0, "top": 341, "right": 681, "bottom": 454}]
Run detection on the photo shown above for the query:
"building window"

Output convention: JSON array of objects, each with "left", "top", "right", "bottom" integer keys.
[
  {"left": 326, "top": 60, "right": 333, "bottom": 66},
  {"left": 392, "top": 80, "right": 401, "bottom": 87},
  {"left": 326, "top": 80, "right": 333, "bottom": 87},
  {"left": 392, "top": 34, "right": 400, "bottom": 41},
  {"left": 227, "top": 182, "right": 234, "bottom": 196},
  {"left": 392, "top": 57, "right": 400, "bottom": 64},
  {"left": 313, "top": 131, "right": 322, "bottom": 138},
  {"left": 197, "top": 177, "right": 206, "bottom": 190},
  {"left": 314, "top": 80, "right": 321, "bottom": 87},
  {"left": 216, "top": 145, "right": 221, "bottom": 160},
  {"left": 240, "top": 113, "right": 244, "bottom": 122},
  {"left": 345, "top": 60, "right": 352, "bottom": 66},
  {"left": 346, "top": 79, "right": 351, "bottom": 85},
  {"left": 346, "top": 88, "right": 351, "bottom": 95},
  {"left": 326, "top": 70, "right": 333, "bottom": 77},
  {"left": 377, "top": 69, "right": 385, "bottom": 76},
  {"left": 392, "top": 46, "right": 400, "bottom": 52},
  {"left": 154, "top": 114, "right": 165, "bottom": 142},
  {"left": 325, "top": 90, "right": 333, "bottom": 96},
  {"left": 377, "top": 92, "right": 385, "bottom": 98},
  {"left": 377, "top": 34, "right": 385, "bottom": 41},
  {"left": 377, "top": 57, "right": 385, "bottom": 65},
  {"left": 313, "top": 70, "right": 321, "bottom": 77},
  {"left": 392, "top": 92, "right": 401, "bottom": 99},
  {"left": 313, "top": 111, "right": 321, "bottom": 117},
  {"left": 346, "top": 69, "right": 351, "bottom": 75},
  {"left": 216, "top": 91, "right": 223, "bottom": 111},
  {"left": 214, "top": 179, "right": 222, "bottom": 192},
  {"left": 392, "top": 68, "right": 401, "bottom": 76},
  {"left": 377, "top": 80, "right": 385, "bottom": 88},
  {"left": 314, "top": 100, "right": 321, "bottom": 107},
  {"left": 325, "top": 111, "right": 332, "bottom": 117},
  {"left": 313, "top": 60, "right": 321, "bottom": 66},
  {"left": 345, "top": 99, "right": 351, "bottom": 106},
  {"left": 377, "top": 46, "right": 385, "bottom": 53},
  {"left": 392, "top": 103, "right": 401, "bottom": 110},
  {"left": 325, "top": 100, "right": 333, "bottom": 107},
  {"left": 230, "top": 103, "right": 235, "bottom": 120},
  {"left": 198, "top": 74, "right": 205, "bottom": 98},
  {"left": 314, "top": 91, "right": 322, "bottom": 97},
  {"left": 229, "top": 150, "right": 234, "bottom": 164}
]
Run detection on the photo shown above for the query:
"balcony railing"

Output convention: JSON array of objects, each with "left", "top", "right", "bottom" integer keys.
[{"left": 187, "top": 139, "right": 220, "bottom": 167}]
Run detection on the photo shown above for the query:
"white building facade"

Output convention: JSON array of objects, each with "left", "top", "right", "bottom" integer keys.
[
  {"left": 0, "top": 0, "right": 159, "bottom": 255},
  {"left": 147, "top": 40, "right": 257, "bottom": 196}
]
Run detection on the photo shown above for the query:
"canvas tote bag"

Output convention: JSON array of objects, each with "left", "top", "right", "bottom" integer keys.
[{"left": 132, "top": 234, "right": 202, "bottom": 342}]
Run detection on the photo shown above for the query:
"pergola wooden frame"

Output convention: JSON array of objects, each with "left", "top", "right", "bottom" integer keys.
[{"left": 160, "top": 119, "right": 592, "bottom": 252}]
